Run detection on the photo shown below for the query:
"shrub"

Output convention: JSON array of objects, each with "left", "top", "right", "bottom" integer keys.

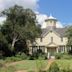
[
  {"left": 5, "top": 53, "right": 29, "bottom": 62},
  {"left": 5, "top": 56, "right": 22, "bottom": 62},
  {"left": 29, "top": 51, "right": 46, "bottom": 60},
  {"left": 62, "top": 54, "right": 72, "bottom": 59},
  {"left": 48, "top": 62, "right": 60, "bottom": 72},
  {"left": 16, "top": 52, "right": 28, "bottom": 60},
  {"left": 38, "top": 53, "right": 46, "bottom": 60},
  {"left": 55, "top": 53, "right": 63, "bottom": 59},
  {"left": 29, "top": 55, "right": 35, "bottom": 60}
]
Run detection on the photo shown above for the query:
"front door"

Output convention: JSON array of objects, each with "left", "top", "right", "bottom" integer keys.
[{"left": 47, "top": 47, "right": 56, "bottom": 59}]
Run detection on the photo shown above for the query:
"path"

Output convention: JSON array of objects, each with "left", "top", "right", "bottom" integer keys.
[{"left": 44, "top": 59, "right": 55, "bottom": 71}]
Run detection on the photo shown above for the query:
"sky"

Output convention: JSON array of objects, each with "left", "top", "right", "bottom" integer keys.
[
  {"left": 38, "top": 0, "right": 72, "bottom": 25},
  {"left": 0, "top": 0, "right": 72, "bottom": 27}
]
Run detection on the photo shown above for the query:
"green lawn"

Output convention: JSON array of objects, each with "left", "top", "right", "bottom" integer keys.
[
  {"left": 11, "top": 59, "right": 72, "bottom": 71},
  {"left": 56, "top": 59, "right": 72, "bottom": 70},
  {"left": 1, "top": 59, "right": 72, "bottom": 72},
  {"left": 13, "top": 60, "right": 48, "bottom": 71}
]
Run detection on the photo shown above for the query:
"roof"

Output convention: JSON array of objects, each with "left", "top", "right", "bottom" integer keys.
[
  {"left": 45, "top": 14, "right": 57, "bottom": 21},
  {"left": 48, "top": 14, "right": 56, "bottom": 20},
  {"left": 41, "top": 27, "right": 67, "bottom": 37}
]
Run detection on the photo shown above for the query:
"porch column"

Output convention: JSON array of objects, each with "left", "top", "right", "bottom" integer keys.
[
  {"left": 37, "top": 46, "right": 39, "bottom": 49},
  {"left": 56, "top": 47, "right": 59, "bottom": 53},
  {"left": 63, "top": 46, "right": 65, "bottom": 53},
  {"left": 65, "top": 46, "right": 67, "bottom": 53},
  {"left": 69, "top": 46, "right": 71, "bottom": 51},
  {"left": 29, "top": 46, "right": 33, "bottom": 55},
  {"left": 45, "top": 47, "right": 47, "bottom": 53}
]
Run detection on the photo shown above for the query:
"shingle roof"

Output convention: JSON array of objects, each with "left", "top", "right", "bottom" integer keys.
[{"left": 41, "top": 27, "right": 67, "bottom": 37}]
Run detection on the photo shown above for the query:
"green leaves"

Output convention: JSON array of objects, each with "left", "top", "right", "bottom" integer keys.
[
  {"left": 1, "top": 5, "right": 41, "bottom": 53},
  {"left": 66, "top": 26, "right": 72, "bottom": 46}
]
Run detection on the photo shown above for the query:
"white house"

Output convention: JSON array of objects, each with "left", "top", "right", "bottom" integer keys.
[{"left": 29, "top": 15, "right": 70, "bottom": 58}]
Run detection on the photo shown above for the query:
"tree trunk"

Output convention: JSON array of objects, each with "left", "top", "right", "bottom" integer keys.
[{"left": 11, "top": 37, "right": 17, "bottom": 51}]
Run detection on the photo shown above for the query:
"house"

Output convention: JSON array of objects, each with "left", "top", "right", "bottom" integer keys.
[{"left": 29, "top": 15, "right": 70, "bottom": 59}]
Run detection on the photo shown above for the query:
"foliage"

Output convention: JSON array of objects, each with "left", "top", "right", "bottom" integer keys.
[
  {"left": 48, "top": 62, "right": 60, "bottom": 72},
  {"left": 29, "top": 49, "right": 46, "bottom": 60},
  {"left": 5, "top": 53, "right": 29, "bottom": 62},
  {"left": 0, "top": 5, "right": 41, "bottom": 57},
  {"left": 62, "top": 53, "right": 72, "bottom": 59},
  {"left": 65, "top": 25, "right": 72, "bottom": 53},
  {"left": 5, "top": 56, "right": 22, "bottom": 62},
  {"left": 55, "top": 53, "right": 72, "bottom": 59},
  {"left": 15, "top": 52, "right": 29, "bottom": 60},
  {"left": 55, "top": 53, "right": 63, "bottom": 59},
  {"left": 0, "top": 32, "right": 10, "bottom": 57}
]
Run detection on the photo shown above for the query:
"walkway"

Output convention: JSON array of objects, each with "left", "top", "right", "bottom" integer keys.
[{"left": 44, "top": 59, "right": 55, "bottom": 71}]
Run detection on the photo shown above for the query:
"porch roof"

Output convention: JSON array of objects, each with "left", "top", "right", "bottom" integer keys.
[{"left": 46, "top": 42, "right": 58, "bottom": 47}]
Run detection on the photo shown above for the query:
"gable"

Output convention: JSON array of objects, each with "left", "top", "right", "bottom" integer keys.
[
  {"left": 46, "top": 42, "right": 58, "bottom": 47},
  {"left": 41, "top": 28, "right": 67, "bottom": 38},
  {"left": 42, "top": 30, "right": 61, "bottom": 38}
]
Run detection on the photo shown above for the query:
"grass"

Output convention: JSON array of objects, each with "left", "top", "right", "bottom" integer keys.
[
  {"left": 0, "top": 59, "right": 48, "bottom": 72},
  {"left": 56, "top": 59, "right": 72, "bottom": 70},
  {"left": 0, "top": 66, "right": 16, "bottom": 72},
  {"left": 1, "top": 59, "right": 72, "bottom": 72},
  {"left": 14, "top": 60, "right": 48, "bottom": 71}
]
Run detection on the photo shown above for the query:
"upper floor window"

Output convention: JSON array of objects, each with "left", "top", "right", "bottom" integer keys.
[
  {"left": 61, "top": 37, "right": 63, "bottom": 42},
  {"left": 50, "top": 20, "right": 52, "bottom": 23},
  {"left": 50, "top": 30, "right": 52, "bottom": 33},
  {"left": 51, "top": 37, "right": 53, "bottom": 42},
  {"left": 40, "top": 37, "right": 42, "bottom": 42}
]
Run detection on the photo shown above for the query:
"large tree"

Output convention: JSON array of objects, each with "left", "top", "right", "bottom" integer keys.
[
  {"left": 66, "top": 25, "right": 72, "bottom": 51},
  {"left": 1, "top": 5, "right": 41, "bottom": 53}
]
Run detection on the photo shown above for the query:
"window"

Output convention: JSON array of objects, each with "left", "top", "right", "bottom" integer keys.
[
  {"left": 51, "top": 37, "right": 53, "bottom": 42},
  {"left": 39, "top": 46, "right": 45, "bottom": 53},
  {"left": 32, "top": 46, "right": 38, "bottom": 53},
  {"left": 61, "top": 37, "right": 63, "bottom": 42},
  {"left": 50, "top": 20, "right": 52, "bottom": 23},
  {"left": 58, "top": 46, "right": 64, "bottom": 53},
  {"left": 50, "top": 30, "right": 52, "bottom": 33},
  {"left": 40, "top": 37, "right": 42, "bottom": 42}
]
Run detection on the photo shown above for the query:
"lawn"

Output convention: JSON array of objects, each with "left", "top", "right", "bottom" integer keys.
[
  {"left": 56, "top": 59, "right": 72, "bottom": 70},
  {"left": 1, "top": 59, "right": 72, "bottom": 72},
  {"left": 4, "top": 60, "right": 48, "bottom": 72},
  {"left": 8, "top": 59, "right": 72, "bottom": 71}
]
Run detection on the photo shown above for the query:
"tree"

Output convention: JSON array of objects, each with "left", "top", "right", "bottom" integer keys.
[
  {"left": 0, "top": 32, "right": 11, "bottom": 57},
  {"left": 1, "top": 5, "right": 41, "bottom": 54},
  {"left": 66, "top": 25, "right": 72, "bottom": 53}
]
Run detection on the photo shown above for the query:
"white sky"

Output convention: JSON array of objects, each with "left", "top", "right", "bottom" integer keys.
[{"left": 0, "top": 0, "right": 63, "bottom": 28}]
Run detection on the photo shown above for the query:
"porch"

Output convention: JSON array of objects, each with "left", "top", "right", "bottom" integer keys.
[{"left": 29, "top": 45, "right": 67, "bottom": 59}]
